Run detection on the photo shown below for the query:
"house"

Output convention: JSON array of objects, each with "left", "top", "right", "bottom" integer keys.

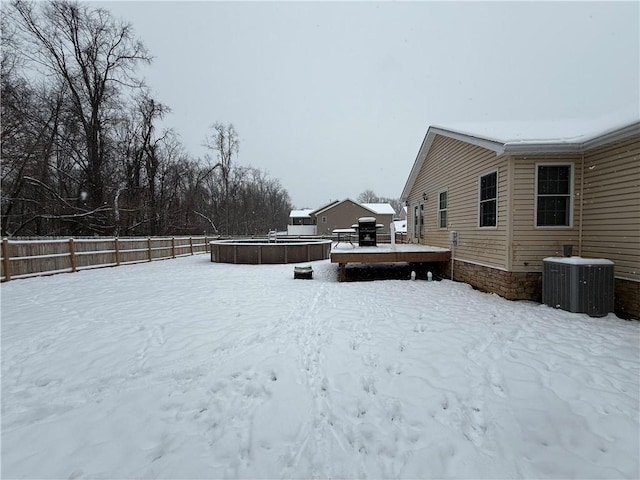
[
  {"left": 397, "top": 205, "right": 408, "bottom": 221},
  {"left": 287, "top": 209, "right": 316, "bottom": 236},
  {"left": 312, "top": 199, "right": 396, "bottom": 236},
  {"left": 401, "top": 117, "right": 640, "bottom": 318}
]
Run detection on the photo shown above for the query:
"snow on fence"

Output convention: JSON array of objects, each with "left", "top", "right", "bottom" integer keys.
[{"left": 0, "top": 236, "right": 212, "bottom": 282}]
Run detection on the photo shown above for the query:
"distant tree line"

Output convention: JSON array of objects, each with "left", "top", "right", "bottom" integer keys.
[{"left": 1, "top": 0, "right": 292, "bottom": 237}]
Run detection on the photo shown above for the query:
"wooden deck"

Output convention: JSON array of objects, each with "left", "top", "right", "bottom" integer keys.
[{"left": 330, "top": 243, "right": 451, "bottom": 281}]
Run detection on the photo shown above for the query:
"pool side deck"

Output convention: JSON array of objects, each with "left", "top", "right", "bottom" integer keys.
[{"left": 330, "top": 243, "right": 451, "bottom": 281}]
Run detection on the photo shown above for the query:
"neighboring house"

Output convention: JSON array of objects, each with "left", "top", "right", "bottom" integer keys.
[
  {"left": 397, "top": 205, "right": 408, "bottom": 221},
  {"left": 287, "top": 209, "right": 316, "bottom": 236},
  {"left": 401, "top": 118, "right": 640, "bottom": 318},
  {"left": 312, "top": 199, "right": 396, "bottom": 236}
]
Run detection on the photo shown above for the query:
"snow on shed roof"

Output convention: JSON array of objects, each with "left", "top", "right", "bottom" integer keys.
[
  {"left": 362, "top": 203, "right": 396, "bottom": 215},
  {"left": 289, "top": 209, "right": 314, "bottom": 218}
]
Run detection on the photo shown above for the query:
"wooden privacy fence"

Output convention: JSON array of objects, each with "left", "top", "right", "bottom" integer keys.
[{"left": 1, "top": 236, "right": 212, "bottom": 282}]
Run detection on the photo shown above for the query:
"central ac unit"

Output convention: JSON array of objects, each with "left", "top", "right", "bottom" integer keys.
[{"left": 542, "top": 257, "right": 614, "bottom": 317}]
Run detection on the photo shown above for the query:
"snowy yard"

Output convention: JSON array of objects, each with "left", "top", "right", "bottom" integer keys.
[{"left": 2, "top": 254, "right": 639, "bottom": 479}]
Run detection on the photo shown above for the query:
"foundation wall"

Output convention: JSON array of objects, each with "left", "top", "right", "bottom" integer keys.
[
  {"left": 615, "top": 279, "right": 640, "bottom": 319},
  {"left": 437, "top": 260, "right": 639, "bottom": 319}
]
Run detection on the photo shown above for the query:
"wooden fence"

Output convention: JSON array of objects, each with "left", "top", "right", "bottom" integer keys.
[{"left": 1, "top": 236, "right": 213, "bottom": 282}]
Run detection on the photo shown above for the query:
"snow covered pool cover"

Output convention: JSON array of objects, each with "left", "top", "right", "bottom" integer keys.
[{"left": 1, "top": 255, "right": 638, "bottom": 479}]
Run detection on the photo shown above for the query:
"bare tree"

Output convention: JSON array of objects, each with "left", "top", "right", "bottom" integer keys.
[
  {"left": 10, "top": 0, "right": 151, "bottom": 231},
  {"left": 3, "top": 2, "right": 293, "bottom": 237},
  {"left": 203, "top": 122, "right": 239, "bottom": 234},
  {"left": 357, "top": 189, "right": 380, "bottom": 203},
  {"left": 0, "top": 30, "right": 73, "bottom": 236}
]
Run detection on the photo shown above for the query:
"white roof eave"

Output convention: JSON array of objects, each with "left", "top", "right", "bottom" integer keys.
[
  {"left": 401, "top": 127, "right": 505, "bottom": 200},
  {"left": 502, "top": 142, "right": 583, "bottom": 155},
  {"left": 402, "top": 120, "right": 640, "bottom": 200},
  {"left": 504, "top": 121, "right": 640, "bottom": 155}
]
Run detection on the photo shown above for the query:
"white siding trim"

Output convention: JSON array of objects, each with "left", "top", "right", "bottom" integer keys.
[{"left": 454, "top": 257, "right": 510, "bottom": 272}]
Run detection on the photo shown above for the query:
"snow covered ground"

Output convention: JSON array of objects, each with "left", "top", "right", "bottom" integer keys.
[{"left": 2, "top": 254, "right": 639, "bottom": 479}]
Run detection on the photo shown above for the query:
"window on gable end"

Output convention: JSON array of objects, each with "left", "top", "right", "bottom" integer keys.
[{"left": 438, "top": 191, "right": 448, "bottom": 229}]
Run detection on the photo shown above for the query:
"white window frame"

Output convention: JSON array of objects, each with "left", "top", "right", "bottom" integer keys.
[
  {"left": 478, "top": 170, "right": 498, "bottom": 229},
  {"left": 535, "top": 162, "right": 573, "bottom": 228},
  {"left": 438, "top": 190, "right": 448, "bottom": 229},
  {"left": 321, "top": 216, "right": 327, "bottom": 224}
]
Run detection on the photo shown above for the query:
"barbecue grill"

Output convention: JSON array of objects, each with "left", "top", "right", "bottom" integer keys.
[{"left": 358, "top": 217, "right": 377, "bottom": 247}]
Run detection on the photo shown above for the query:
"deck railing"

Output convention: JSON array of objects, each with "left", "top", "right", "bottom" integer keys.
[{"left": 1, "top": 236, "right": 212, "bottom": 282}]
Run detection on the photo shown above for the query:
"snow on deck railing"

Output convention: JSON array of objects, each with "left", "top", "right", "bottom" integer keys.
[{"left": 0, "top": 236, "right": 214, "bottom": 282}]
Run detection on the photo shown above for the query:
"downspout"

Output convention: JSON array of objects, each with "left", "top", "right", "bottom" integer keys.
[{"left": 578, "top": 153, "right": 585, "bottom": 256}]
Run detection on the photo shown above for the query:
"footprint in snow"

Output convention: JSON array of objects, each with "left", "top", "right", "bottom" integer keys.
[
  {"left": 385, "top": 363, "right": 403, "bottom": 375},
  {"left": 362, "top": 376, "right": 377, "bottom": 395}
]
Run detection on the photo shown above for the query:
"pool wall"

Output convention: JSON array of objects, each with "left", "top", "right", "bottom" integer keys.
[{"left": 210, "top": 239, "right": 332, "bottom": 264}]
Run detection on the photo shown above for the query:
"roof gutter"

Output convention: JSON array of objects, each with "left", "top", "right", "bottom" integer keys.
[
  {"left": 502, "top": 142, "right": 583, "bottom": 155},
  {"left": 503, "top": 121, "right": 640, "bottom": 155},
  {"left": 401, "top": 127, "right": 505, "bottom": 200},
  {"left": 401, "top": 120, "right": 640, "bottom": 200}
]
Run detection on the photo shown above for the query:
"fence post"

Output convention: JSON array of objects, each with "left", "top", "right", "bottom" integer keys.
[
  {"left": 147, "top": 237, "right": 152, "bottom": 262},
  {"left": 2, "top": 238, "right": 11, "bottom": 282},
  {"left": 114, "top": 238, "right": 120, "bottom": 266},
  {"left": 171, "top": 237, "right": 176, "bottom": 258},
  {"left": 204, "top": 235, "right": 208, "bottom": 253},
  {"left": 189, "top": 237, "right": 193, "bottom": 255},
  {"left": 69, "top": 238, "right": 77, "bottom": 272}
]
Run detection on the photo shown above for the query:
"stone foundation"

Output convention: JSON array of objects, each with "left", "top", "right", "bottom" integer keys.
[
  {"left": 437, "top": 260, "right": 639, "bottom": 319},
  {"left": 436, "top": 260, "right": 542, "bottom": 301},
  {"left": 615, "top": 278, "right": 640, "bottom": 320}
]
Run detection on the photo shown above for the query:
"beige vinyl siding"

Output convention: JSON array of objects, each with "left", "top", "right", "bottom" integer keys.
[
  {"left": 511, "top": 155, "right": 582, "bottom": 272},
  {"left": 581, "top": 137, "right": 640, "bottom": 281},
  {"left": 406, "top": 135, "right": 509, "bottom": 269}
]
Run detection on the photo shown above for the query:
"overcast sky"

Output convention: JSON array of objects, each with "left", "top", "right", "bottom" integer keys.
[{"left": 97, "top": 1, "right": 639, "bottom": 209}]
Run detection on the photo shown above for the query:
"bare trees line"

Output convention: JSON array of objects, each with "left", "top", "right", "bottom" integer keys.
[{"left": 1, "top": 0, "right": 292, "bottom": 237}]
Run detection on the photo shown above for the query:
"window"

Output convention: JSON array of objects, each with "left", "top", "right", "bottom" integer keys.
[
  {"left": 321, "top": 216, "right": 327, "bottom": 223},
  {"left": 479, "top": 171, "right": 497, "bottom": 227},
  {"left": 438, "top": 191, "right": 448, "bottom": 228},
  {"left": 536, "top": 165, "right": 572, "bottom": 227}
]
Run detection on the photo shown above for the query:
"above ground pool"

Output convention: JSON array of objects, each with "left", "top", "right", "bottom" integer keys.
[{"left": 210, "top": 238, "right": 332, "bottom": 264}]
